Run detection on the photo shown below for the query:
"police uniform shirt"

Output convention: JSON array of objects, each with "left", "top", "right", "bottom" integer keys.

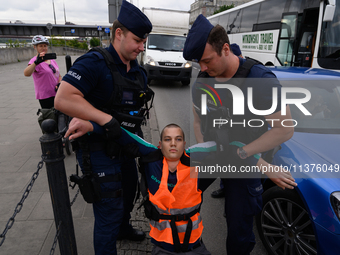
[
  {"left": 192, "top": 57, "right": 282, "bottom": 144},
  {"left": 62, "top": 43, "right": 147, "bottom": 109}
]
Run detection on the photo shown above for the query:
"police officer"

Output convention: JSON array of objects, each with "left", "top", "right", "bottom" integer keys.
[
  {"left": 183, "top": 15, "right": 296, "bottom": 255},
  {"left": 55, "top": 1, "right": 152, "bottom": 254}
]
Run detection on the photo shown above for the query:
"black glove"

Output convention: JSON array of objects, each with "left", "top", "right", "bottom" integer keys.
[
  {"left": 34, "top": 54, "right": 44, "bottom": 65},
  {"left": 122, "top": 143, "right": 141, "bottom": 158},
  {"left": 102, "top": 117, "right": 121, "bottom": 140}
]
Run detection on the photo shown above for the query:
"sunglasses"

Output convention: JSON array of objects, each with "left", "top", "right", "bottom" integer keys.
[{"left": 49, "top": 64, "right": 56, "bottom": 74}]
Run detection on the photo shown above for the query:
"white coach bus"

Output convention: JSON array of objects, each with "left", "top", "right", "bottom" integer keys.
[{"left": 207, "top": 0, "right": 339, "bottom": 70}]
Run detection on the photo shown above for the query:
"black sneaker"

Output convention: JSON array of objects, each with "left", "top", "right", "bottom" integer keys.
[
  {"left": 117, "top": 228, "right": 146, "bottom": 241},
  {"left": 211, "top": 188, "right": 225, "bottom": 198}
]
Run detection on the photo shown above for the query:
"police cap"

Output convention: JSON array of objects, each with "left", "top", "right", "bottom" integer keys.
[
  {"left": 183, "top": 14, "right": 214, "bottom": 62},
  {"left": 230, "top": 43, "right": 242, "bottom": 56},
  {"left": 118, "top": 0, "right": 152, "bottom": 39}
]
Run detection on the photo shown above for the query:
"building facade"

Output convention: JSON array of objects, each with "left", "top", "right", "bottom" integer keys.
[{"left": 189, "top": 0, "right": 251, "bottom": 24}]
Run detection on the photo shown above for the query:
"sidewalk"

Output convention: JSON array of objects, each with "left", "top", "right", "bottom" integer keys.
[{"left": 0, "top": 55, "right": 159, "bottom": 255}]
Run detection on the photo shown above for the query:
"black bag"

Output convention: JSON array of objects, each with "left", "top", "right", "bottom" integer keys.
[{"left": 37, "top": 108, "right": 57, "bottom": 133}]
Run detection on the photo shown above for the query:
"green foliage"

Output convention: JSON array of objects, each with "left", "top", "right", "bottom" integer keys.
[
  {"left": 90, "top": 37, "right": 100, "bottom": 48},
  {"left": 4, "top": 35, "right": 88, "bottom": 50},
  {"left": 5, "top": 39, "right": 27, "bottom": 48},
  {"left": 213, "top": 4, "right": 235, "bottom": 15},
  {"left": 79, "top": 41, "right": 89, "bottom": 50},
  {"left": 67, "top": 38, "right": 80, "bottom": 48}
]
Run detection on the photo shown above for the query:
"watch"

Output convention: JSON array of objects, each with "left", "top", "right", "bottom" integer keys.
[{"left": 238, "top": 147, "right": 248, "bottom": 159}]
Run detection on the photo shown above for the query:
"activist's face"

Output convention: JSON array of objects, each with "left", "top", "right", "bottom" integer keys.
[{"left": 159, "top": 127, "right": 186, "bottom": 161}]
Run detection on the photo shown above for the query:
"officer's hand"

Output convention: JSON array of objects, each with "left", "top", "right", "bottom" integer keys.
[
  {"left": 34, "top": 53, "right": 45, "bottom": 65},
  {"left": 262, "top": 165, "right": 297, "bottom": 190},
  {"left": 102, "top": 117, "right": 121, "bottom": 140},
  {"left": 122, "top": 143, "right": 141, "bottom": 158},
  {"left": 65, "top": 118, "right": 93, "bottom": 140}
]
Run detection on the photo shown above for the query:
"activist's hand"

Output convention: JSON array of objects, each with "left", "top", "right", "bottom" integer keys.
[
  {"left": 34, "top": 53, "right": 45, "bottom": 65},
  {"left": 65, "top": 118, "right": 93, "bottom": 140},
  {"left": 262, "top": 165, "right": 297, "bottom": 190},
  {"left": 102, "top": 117, "right": 121, "bottom": 139}
]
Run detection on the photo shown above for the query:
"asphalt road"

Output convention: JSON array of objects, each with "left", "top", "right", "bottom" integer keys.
[{"left": 148, "top": 64, "right": 268, "bottom": 255}]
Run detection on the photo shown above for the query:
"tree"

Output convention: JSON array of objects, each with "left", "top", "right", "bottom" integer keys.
[
  {"left": 213, "top": 4, "right": 235, "bottom": 15},
  {"left": 90, "top": 37, "right": 100, "bottom": 48}
]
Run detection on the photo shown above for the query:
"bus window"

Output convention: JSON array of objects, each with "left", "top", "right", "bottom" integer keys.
[
  {"left": 287, "top": 0, "right": 303, "bottom": 13},
  {"left": 277, "top": 13, "right": 298, "bottom": 66},
  {"left": 219, "top": 13, "right": 229, "bottom": 32},
  {"left": 210, "top": 16, "right": 220, "bottom": 26},
  {"left": 228, "top": 9, "right": 242, "bottom": 34},
  {"left": 318, "top": 0, "right": 340, "bottom": 70},
  {"left": 258, "top": 0, "right": 287, "bottom": 24},
  {"left": 239, "top": 3, "right": 261, "bottom": 33}
]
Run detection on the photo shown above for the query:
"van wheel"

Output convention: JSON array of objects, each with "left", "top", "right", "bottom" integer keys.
[
  {"left": 255, "top": 186, "right": 317, "bottom": 255},
  {"left": 181, "top": 80, "right": 190, "bottom": 86}
]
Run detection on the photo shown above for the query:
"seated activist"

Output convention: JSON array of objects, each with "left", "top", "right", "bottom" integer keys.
[{"left": 65, "top": 119, "right": 296, "bottom": 254}]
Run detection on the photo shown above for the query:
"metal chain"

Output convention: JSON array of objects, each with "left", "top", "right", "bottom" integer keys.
[
  {"left": 0, "top": 159, "right": 44, "bottom": 247},
  {"left": 70, "top": 188, "right": 80, "bottom": 207},
  {"left": 48, "top": 188, "right": 80, "bottom": 254},
  {"left": 49, "top": 221, "right": 62, "bottom": 255}
]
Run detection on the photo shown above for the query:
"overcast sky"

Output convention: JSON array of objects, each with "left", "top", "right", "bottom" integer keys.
[{"left": 0, "top": 0, "right": 194, "bottom": 25}]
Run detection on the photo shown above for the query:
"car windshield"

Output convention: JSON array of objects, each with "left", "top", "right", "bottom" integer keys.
[
  {"left": 283, "top": 81, "right": 340, "bottom": 134},
  {"left": 147, "top": 34, "right": 186, "bottom": 52}
]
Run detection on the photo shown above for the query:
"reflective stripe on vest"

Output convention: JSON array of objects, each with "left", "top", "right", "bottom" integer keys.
[
  {"left": 148, "top": 156, "right": 203, "bottom": 245},
  {"left": 150, "top": 215, "right": 202, "bottom": 232}
]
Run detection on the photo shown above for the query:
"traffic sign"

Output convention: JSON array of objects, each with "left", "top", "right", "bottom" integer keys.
[
  {"left": 71, "top": 29, "right": 75, "bottom": 33},
  {"left": 97, "top": 26, "right": 102, "bottom": 31},
  {"left": 46, "top": 23, "right": 53, "bottom": 30},
  {"left": 104, "top": 27, "right": 110, "bottom": 33}
]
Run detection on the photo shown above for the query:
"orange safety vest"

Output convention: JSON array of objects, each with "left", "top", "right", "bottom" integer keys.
[{"left": 148, "top": 156, "right": 203, "bottom": 251}]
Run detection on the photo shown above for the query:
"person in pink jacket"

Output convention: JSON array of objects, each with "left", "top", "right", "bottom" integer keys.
[{"left": 24, "top": 35, "right": 61, "bottom": 108}]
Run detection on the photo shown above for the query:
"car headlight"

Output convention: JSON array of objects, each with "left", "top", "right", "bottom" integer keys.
[
  {"left": 146, "top": 56, "right": 156, "bottom": 66},
  {"left": 184, "top": 62, "right": 192, "bottom": 68},
  {"left": 331, "top": 192, "right": 340, "bottom": 221}
]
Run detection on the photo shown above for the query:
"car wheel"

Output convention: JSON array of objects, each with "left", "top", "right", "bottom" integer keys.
[{"left": 256, "top": 186, "right": 317, "bottom": 255}]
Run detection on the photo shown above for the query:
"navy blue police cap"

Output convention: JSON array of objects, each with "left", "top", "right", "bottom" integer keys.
[
  {"left": 230, "top": 43, "right": 242, "bottom": 56},
  {"left": 183, "top": 14, "right": 214, "bottom": 62},
  {"left": 118, "top": 0, "right": 152, "bottom": 39}
]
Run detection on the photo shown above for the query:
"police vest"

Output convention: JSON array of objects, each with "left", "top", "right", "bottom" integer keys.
[
  {"left": 139, "top": 151, "right": 203, "bottom": 253},
  {"left": 89, "top": 47, "right": 154, "bottom": 133},
  {"left": 195, "top": 58, "right": 268, "bottom": 146}
]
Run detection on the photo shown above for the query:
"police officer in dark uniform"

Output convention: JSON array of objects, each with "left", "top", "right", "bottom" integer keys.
[
  {"left": 183, "top": 15, "right": 296, "bottom": 255},
  {"left": 55, "top": 1, "right": 152, "bottom": 254}
]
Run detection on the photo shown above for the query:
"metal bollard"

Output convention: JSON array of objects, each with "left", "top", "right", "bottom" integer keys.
[{"left": 39, "top": 119, "right": 78, "bottom": 255}]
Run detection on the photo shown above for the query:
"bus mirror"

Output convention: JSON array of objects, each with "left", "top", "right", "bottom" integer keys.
[{"left": 323, "top": 0, "right": 335, "bottom": 22}]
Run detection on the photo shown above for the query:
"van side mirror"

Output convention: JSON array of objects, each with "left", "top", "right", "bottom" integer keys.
[{"left": 323, "top": 0, "right": 335, "bottom": 22}]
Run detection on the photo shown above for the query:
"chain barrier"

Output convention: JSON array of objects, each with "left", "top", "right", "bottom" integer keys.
[
  {"left": 0, "top": 159, "right": 44, "bottom": 247},
  {"left": 70, "top": 188, "right": 80, "bottom": 207},
  {"left": 49, "top": 187, "right": 80, "bottom": 254},
  {"left": 49, "top": 221, "right": 62, "bottom": 255}
]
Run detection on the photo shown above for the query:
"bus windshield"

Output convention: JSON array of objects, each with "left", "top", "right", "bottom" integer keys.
[{"left": 319, "top": 0, "right": 340, "bottom": 59}]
